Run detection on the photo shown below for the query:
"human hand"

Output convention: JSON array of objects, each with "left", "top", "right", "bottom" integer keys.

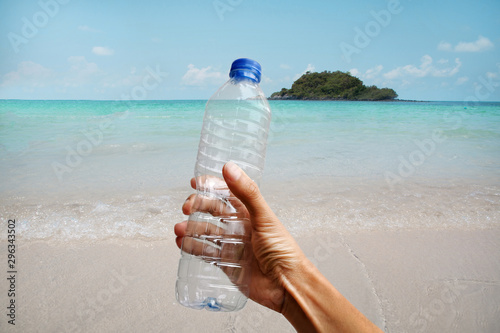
[
  {"left": 174, "top": 161, "right": 307, "bottom": 312},
  {"left": 175, "top": 162, "right": 382, "bottom": 332}
]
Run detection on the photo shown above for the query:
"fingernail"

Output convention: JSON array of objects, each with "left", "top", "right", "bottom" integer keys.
[{"left": 225, "top": 161, "right": 242, "bottom": 182}]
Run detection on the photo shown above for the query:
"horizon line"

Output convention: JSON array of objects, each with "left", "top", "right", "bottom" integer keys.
[{"left": 1, "top": 98, "right": 499, "bottom": 103}]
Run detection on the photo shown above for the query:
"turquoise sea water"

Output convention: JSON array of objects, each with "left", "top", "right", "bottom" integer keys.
[{"left": 1, "top": 100, "right": 499, "bottom": 239}]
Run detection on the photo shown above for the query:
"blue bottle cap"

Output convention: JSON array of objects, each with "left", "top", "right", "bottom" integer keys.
[{"left": 229, "top": 58, "right": 262, "bottom": 83}]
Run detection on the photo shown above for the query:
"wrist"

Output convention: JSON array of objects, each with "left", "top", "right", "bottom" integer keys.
[
  {"left": 279, "top": 257, "right": 329, "bottom": 332},
  {"left": 280, "top": 257, "right": 382, "bottom": 333}
]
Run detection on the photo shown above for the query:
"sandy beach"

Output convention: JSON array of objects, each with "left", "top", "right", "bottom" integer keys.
[{"left": 1, "top": 225, "right": 498, "bottom": 332}]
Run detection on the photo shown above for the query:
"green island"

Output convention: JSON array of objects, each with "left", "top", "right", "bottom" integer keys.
[{"left": 269, "top": 70, "right": 398, "bottom": 101}]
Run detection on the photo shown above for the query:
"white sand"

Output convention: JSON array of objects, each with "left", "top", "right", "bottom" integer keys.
[{"left": 1, "top": 227, "right": 499, "bottom": 332}]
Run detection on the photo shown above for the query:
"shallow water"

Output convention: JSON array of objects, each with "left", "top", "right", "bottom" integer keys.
[{"left": 1, "top": 100, "right": 499, "bottom": 240}]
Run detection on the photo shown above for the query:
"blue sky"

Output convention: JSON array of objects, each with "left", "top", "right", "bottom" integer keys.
[{"left": 1, "top": 0, "right": 499, "bottom": 101}]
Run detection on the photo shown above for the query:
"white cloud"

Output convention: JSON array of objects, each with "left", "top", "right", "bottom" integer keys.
[
  {"left": 261, "top": 75, "right": 272, "bottom": 84},
  {"left": 384, "top": 55, "right": 461, "bottom": 80},
  {"left": 0, "top": 58, "right": 102, "bottom": 89},
  {"left": 437, "top": 41, "right": 452, "bottom": 51},
  {"left": 280, "top": 64, "right": 291, "bottom": 70},
  {"left": 0, "top": 61, "right": 53, "bottom": 87},
  {"left": 181, "top": 64, "right": 224, "bottom": 86},
  {"left": 293, "top": 64, "right": 315, "bottom": 81},
  {"left": 103, "top": 66, "right": 149, "bottom": 89},
  {"left": 486, "top": 72, "right": 498, "bottom": 79},
  {"left": 349, "top": 65, "right": 383, "bottom": 80},
  {"left": 455, "top": 36, "right": 493, "bottom": 52},
  {"left": 349, "top": 68, "right": 360, "bottom": 77},
  {"left": 68, "top": 56, "right": 100, "bottom": 74},
  {"left": 64, "top": 56, "right": 102, "bottom": 87},
  {"left": 438, "top": 36, "right": 493, "bottom": 53},
  {"left": 364, "top": 65, "right": 383, "bottom": 79},
  {"left": 0, "top": 58, "right": 169, "bottom": 98},
  {"left": 92, "top": 46, "right": 114, "bottom": 56},
  {"left": 78, "top": 25, "right": 100, "bottom": 33},
  {"left": 456, "top": 76, "right": 469, "bottom": 85}
]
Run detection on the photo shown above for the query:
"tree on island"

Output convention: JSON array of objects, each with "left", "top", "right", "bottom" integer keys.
[{"left": 270, "top": 70, "right": 398, "bottom": 101}]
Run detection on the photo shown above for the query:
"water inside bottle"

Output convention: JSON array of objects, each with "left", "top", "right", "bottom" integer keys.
[{"left": 176, "top": 212, "right": 251, "bottom": 311}]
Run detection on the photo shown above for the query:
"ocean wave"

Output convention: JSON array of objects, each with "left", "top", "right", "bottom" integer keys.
[
  {"left": 3, "top": 181, "right": 498, "bottom": 242},
  {"left": 2, "top": 195, "right": 180, "bottom": 241}
]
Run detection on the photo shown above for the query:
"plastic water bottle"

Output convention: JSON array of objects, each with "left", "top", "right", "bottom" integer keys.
[{"left": 175, "top": 58, "right": 271, "bottom": 311}]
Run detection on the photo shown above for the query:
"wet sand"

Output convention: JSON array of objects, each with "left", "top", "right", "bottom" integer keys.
[{"left": 1, "top": 227, "right": 499, "bottom": 332}]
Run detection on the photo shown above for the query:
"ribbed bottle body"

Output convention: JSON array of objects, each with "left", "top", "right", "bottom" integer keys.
[{"left": 176, "top": 77, "right": 271, "bottom": 311}]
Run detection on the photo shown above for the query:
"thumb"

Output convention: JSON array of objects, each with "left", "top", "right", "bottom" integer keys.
[
  {"left": 222, "top": 161, "right": 273, "bottom": 220},
  {"left": 223, "top": 161, "right": 306, "bottom": 277}
]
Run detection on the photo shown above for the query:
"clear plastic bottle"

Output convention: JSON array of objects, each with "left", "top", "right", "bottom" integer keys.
[{"left": 175, "top": 58, "right": 271, "bottom": 311}]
